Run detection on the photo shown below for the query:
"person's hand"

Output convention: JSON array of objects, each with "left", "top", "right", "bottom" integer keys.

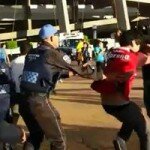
[
  {"left": 19, "top": 127, "right": 26, "bottom": 143},
  {"left": 82, "top": 60, "right": 95, "bottom": 67},
  {"left": 21, "top": 129, "right": 26, "bottom": 143},
  {"left": 82, "top": 62, "right": 88, "bottom": 68},
  {"left": 69, "top": 71, "right": 74, "bottom": 77}
]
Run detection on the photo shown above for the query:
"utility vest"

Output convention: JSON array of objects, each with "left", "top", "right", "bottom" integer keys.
[{"left": 20, "top": 46, "right": 55, "bottom": 93}]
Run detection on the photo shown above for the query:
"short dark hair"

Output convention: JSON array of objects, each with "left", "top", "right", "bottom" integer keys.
[
  {"left": 93, "top": 39, "right": 101, "bottom": 47},
  {"left": 119, "top": 30, "right": 142, "bottom": 46},
  {"left": 20, "top": 41, "right": 32, "bottom": 55}
]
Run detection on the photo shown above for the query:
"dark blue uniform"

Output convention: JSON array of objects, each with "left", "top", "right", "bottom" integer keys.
[{"left": 20, "top": 44, "right": 84, "bottom": 150}]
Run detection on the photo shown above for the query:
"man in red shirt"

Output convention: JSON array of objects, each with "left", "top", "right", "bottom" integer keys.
[{"left": 91, "top": 30, "right": 148, "bottom": 150}]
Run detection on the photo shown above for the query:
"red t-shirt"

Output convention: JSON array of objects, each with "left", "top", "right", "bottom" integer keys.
[{"left": 93, "top": 47, "right": 139, "bottom": 100}]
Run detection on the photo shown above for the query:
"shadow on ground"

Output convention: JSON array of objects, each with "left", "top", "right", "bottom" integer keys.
[
  {"left": 16, "top": 75, "right": 143, "bottom": 150},
  {"left": 16, "top": 123, "right": 139, "bottom": 150}
]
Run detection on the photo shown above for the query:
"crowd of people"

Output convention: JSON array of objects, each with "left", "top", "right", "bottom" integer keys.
[{"left": 0, "top": 24, "right": 149, "bottom": 150}]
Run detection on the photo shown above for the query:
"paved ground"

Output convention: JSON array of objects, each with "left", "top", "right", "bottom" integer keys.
[{"left": 17, "top": 70, "right": 147, "bottom": 150}]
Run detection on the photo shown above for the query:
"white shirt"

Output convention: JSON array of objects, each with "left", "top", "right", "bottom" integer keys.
[
  {"left": 10, "top": 55, "right": 26, "bottom": 93},
  {"left": 88, "top": 44, "right": 94, "bottom": 58}
]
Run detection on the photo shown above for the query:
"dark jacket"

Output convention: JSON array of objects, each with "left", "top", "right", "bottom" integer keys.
[
  {"left": 21, "top": 44, "right": 91, "bottom": 93},
  {"left": 142, "top": 64, "right": 150, "bottom": 80}
]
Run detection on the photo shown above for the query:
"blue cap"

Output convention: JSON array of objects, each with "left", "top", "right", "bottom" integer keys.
[{"left": 39, "top": 24, "right": 58, "bottom": 39}]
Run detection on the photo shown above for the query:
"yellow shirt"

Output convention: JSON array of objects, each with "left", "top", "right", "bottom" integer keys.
[{"left": 76, "top": 41, "right": 83, "bottom": 53}]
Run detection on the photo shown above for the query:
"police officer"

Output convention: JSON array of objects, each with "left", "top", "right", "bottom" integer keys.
[{"left": 20, "top": 24, "right": 91, "bottom": 150}]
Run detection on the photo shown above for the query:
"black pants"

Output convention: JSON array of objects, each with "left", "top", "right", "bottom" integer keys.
[
  {"left": 143, "top": 80, "right": 150, "bottom": 117},
  {"left": 19, "top": 93, "right": 66, "bottom": 150},
  {"left": 102, "top": 102, "right": 147, "bottom": 150},
  {"left": 19, "top": 98, "right": 44, "bottom": 150},
  {"left": 96, "top": 62, "right": 103, "bottom": 80},
  {"left": 10, "top": 92, "right": 44, "bottom": 149}
]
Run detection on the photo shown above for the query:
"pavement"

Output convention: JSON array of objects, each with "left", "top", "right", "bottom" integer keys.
[{"left": 17, "top": 71, "right": 147, "bottom": 150}]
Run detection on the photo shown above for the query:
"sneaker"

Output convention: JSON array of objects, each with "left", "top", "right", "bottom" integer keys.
[{"left": 113, "top": 137, "right": 127, "bottom": 150}]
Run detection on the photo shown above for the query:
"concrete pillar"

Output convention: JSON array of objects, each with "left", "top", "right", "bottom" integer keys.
[
  {"left": 22, "top": 0, "right": 32, "bottom": 30},
  {"left": 114, "top": 0, "right": 130, "bottom": 31},
  {"left": 92, "top": 25, "right": 97, "bottom": 39},
  {"left": 27, "top": 0, "right": 32, "bottom": 30},
  {"left": 72, "top": 0, "right": 79, "bottom": 23},
  {"left": 55, "top": 0, "right": 70, "bottom": 33}
]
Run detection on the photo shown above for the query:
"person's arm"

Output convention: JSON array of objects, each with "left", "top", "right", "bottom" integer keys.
[
  {"left": 138, "top": 52, "right": 150, "bottom": 67},
  {"left": 144, "top": 55, "right": 150, "bottom": 65},
  {"left": 45, "top": 49, "right": 94, "bottom": 77},
  {"left": 0, "top": 121, "right": 26, "bottom": 144},
  {"left": 45, "top": 49, "right": 77, "bottom": 72},
  {"left": 138, "top": 44, "right": 150, "bottom": 66}
]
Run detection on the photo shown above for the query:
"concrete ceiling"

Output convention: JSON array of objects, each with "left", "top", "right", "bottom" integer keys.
[
  {"left": 0, "top": 0, "right": 149, "bottom": 39},
  {"left": 0, "top": 0, "right": 149, "bottom": 17}
]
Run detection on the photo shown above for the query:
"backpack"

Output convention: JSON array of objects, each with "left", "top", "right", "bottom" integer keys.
[{"left": 20, "top": 47, "right": 54, "bottom": 93}]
